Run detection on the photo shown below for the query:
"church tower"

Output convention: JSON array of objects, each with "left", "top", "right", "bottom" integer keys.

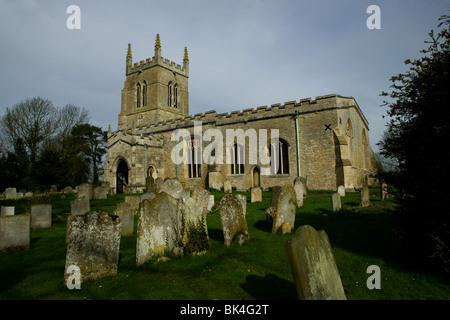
[{"left": 118, "top": 34, "right": 189, "bottom": 130}]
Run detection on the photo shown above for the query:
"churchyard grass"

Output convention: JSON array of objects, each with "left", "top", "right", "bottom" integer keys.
[{"left": 0, "top": 189, "right": 449, "bottom": 299}]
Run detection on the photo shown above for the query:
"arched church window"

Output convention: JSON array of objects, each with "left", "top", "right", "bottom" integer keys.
[
  {"left": 230, "top": 143, "right": 244, "bottom": 175},
  {"left": 168, "top": 82, "right": 173, "bottom": 107},
  {"left": 142, "top": 81, "right": 147, "bottom": 107},
  {"left": 187, "top": 137, "right": 201, "bottom": 178},
  {"left": 136, "top": 83, "right": 141, "bottom": 108},
  {"left": 268, "top": 138, "right": 289, "bottom": 175},
  {"left": 174, "top": 84, "right": 178, "bottom": 108}
]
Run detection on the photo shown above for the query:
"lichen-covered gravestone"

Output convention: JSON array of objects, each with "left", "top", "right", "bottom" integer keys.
[
  {"left": 70, "top": 198, "right": 90, "bottom": 216},
  {"left": 159, "top": 178, "right": 184, "bottom": 200},
  {"left": 191, "top": 188, "right": 211, "bottom": 215},
  {"left": 285, "top": 225, "right": 346, "bottom": 300},
  {"left": 77, "top": 183, "right": 93, "bottom": 200},
  {"left": 0, "top": 214, "right": 30, "bottom": 252},
  {"left": 360, "top": 187, "right": 370, "bottom": 207},
  {"left": 251, "top": 187, "right": 262, "bottom": 203},
  {"left": 31, "top": 204, "right": 52, "bottom": 229},
  {"left": 223, "top": 180, "right": 232, "bottom": 193},
  {"left": 183, "top": 198, "right": 210, "bottom": 255},
  {"left": 155, "top": 177, "right": 164, "bottom": 193},
  {"left": 136, "top": 192, "right": 184, "bottom": 266},
  {"left": 293, "top": 178, "right": 305, "bottom": 207},
  {"left": 219, "top": 194, "right": 250, "bottom": 247},
  {"left": 113, "top": 202, "right": 134, "bottom": 236},
  {"left": 270, "top": 185, "right": 297, "bottom": 235},
  {"left": 64, "top": 210, "right": 121, "bottom": 284},
  {"left": 125, "top": 195, "right": 141, "bottom": 211},
  {"left": 93, "top": 186, "right": 108, "bottom": 200}
]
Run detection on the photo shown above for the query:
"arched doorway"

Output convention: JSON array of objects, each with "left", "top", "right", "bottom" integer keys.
[
  {"left": 116, "top": 159, "right": 129, "bottom": 194},
  {"left": 252, "top": 166, "right": 261, "bottom": 187}
]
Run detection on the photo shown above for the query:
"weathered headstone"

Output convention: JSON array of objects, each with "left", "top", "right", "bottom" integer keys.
[
  {"left": 207, "top": 195, "right": 215, "bottom": 211},
  {"left": 155, "top": 177, "right": 164, "bottom": 193},
  {"left": 183, "top": 198, "right": 210, "bottom": 255},
  {"left": 219, "top": 194, "right": 250, "bottom": 247},
  {"left": 191, "top": 188, "right": 211, "bottom": 214},
  {"left": 113, "top": 202, "right": 134, "bottom": 236},
  {"left": 182, "top": 188, "right": 191, "bottom": 203},
  {"left": 136, "top": 192, "right": 184, "bottom": 266},
  {"left": 70, "top": 198, "right": 90, "bottom": 216},
  {"left": 208, "top": 172, "right": 222, "bottom": 191},
  {"left": 235, "top": 194, "right": 247, "bottom": 216},
  {"left": 31, "top": 204, "right": 52, "bottom": 229},
  {"left": 1, "top": 206, "right": 15, "bottom": 217},
  {"left": 380, "top": 182, "right": 388, "bottom": 201},
  {"left": 125, "top": 195, "right": 141, "bottom": 211},
  {"left": 293, "top": 179, "right": 304, "bottom": 207},
  {"left": 293, "top": 176, "right": 308, "bottom": 195},
  {"left": 0, "top": 214, "right": 30, "bottom": 252},
  {"left": 337, "top": 185, "right": 346, "bottom": 197},
  {"left": 64, "top": 210, "right": 121, "bottom": 284},
  {"left": 140, "top": 193, "right": 156, "bottom": 203},
  {"left": 270, "top": 186, "right": 297, "bottom": 235},
  {"left": 251, "top": 187, "right": 262, "bottom": 203},
  {"left": 285, "top": 225, "right": 346, "bottom": 300},
  {"left": 331, "top": 193, "right": 341, "bottom": 212},
  {"left": 223, "top": 180, "right": 232, "bottom": 193},
  {"left": 360, "top": 187, "right": 370, "bottom": 207},
  {"left": 145, "top": 176, "right": 156, "bottom": 193},
  {"left": 160, "top": 178, "right": 184, "bottom": 200},
  {"left": 77, "top": 183, "right": 93, "bottom": 200},
  {"left": 5, "top": 188, "right": 17, "bottom": 199},
  {"left": 93, "top": 186, "right": 108, "bottom": 200}
]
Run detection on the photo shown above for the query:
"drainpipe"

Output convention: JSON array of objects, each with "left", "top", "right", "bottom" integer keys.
[{"left": 294, "top": 110, "right": 301, "bottom": 177}]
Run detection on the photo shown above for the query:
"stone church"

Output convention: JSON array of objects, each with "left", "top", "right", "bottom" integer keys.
[{"left": 104, "top": 35, "right": 376, "bottom": 194}]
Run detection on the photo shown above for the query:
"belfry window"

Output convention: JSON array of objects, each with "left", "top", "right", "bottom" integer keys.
[
  {"left": 136, "top": 83, "right": 141, "bottom": 108},
  {"left": 268, "top": 139, "right": 289, "bottom": 175},
  {"left": 174, "top": 84, "right": 178, "bottom": 108},
  {"left": 230, "top": 143, "right": 244, "bottom": 175},
  {"left": 142, "top": 81, "right": 147, "bottom": 107},
  {"left": 168, "top": 82, "right": 173, "bottom": 107},
  {"left": 187, "top": 137, "right": 201, "bottom": 178}
]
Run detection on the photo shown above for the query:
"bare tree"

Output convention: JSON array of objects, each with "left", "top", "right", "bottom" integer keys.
[{"left": 58, "top": 104, "right": 90, "bottom": 139}]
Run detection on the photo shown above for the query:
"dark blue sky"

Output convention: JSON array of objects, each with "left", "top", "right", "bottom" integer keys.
[{"left": 0, "top": 0, "right": 448, "bottom": 152}]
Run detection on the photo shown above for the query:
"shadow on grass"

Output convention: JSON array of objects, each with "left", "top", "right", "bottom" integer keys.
[{"left": 240, "top": 274, "right": 297, "bottom": 300}]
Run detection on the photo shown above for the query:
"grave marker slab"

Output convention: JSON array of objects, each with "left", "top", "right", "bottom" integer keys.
[
  {"left": 77, "top": 183, "right": 93, "bottom": 200},
  {"left": 64, "top": 210, "right": 121, "bottom": 284},
  {"left": 125, "top": 195, "right": 141, "bottom": 211},
  {"left": 1, "top": 206, "right": 15, "bottom": 217},
  {"left": 219, "top": 194, "right": 250, "bottom": 247},
  {"left": 113, "top": 203, "right": 134, "bottom": 236},
  {"left": 251, "top": 187, "right": 262, "bottom": 203},
  {"left": 285, "top": 225, "right": 346, "bottom": 300},
  {"left": 191, "top": 188, "right": 210, "bottom": 214},
  {"left": 223, "top": 180, "right": 232, "bottom": 193},
  {"left": 331, "top": 193, "right": 341, "bottom": 212},
  {"left": 360, "top": 187, "right": 370, "bottom": 207},
  {"left": 337, "top": 185, "right": 346, "bottom": 197},
  {"left": 0, "top": 214, "right": 30, "bottom": 252},
  {"left": 293, "top": 178, "right": 305, "bottom": 207},
  {"left": 70, "top": 198, "right": 90, "bottom": 216},
  {"left": 270, "top": 186, "right": 297, "bottom": 235},
  {"left": 31, "top": 204, "right": 52, "bottom": 229},
  {"left": 93, "top": 186, "right": 108, "bottom": 200},
  {"left": 160, "top": 178, "right": 184, "bottom": 200},
  {"left": 5, "top": 188, "right": 17, "bottom": 199}
]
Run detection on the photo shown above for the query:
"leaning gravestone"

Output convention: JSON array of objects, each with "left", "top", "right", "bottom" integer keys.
[
  {"left": 293, "top": 176, "right": 308, "bottom": 196},
  {"left": 0, "top": 214, "right": 30, "bottom": 252},
  {"left": 285, "top": 225, "right": 346, "bottom": 300},
  {"left": 251, "top": 187, "right": 262, "bottom": 203},
  {"left": 159, "top": 178, "right": 184, "bottom": 200},
  {"left": 77, "top": 183, "right": 93, "bottom": 200},
  {"left": 331, "top": 193, "right": 341, "bottom": 212},
  {"left": 5, "top": 188, "right": 17, "bottom": 199},
  {"left": 31, "top": 204, "right": 52, "bottom": 229},
  {"left": 293, "top": 178, "right": 305, "bottom": 207},
  {"left": 113, "top": 203, "right": 134, "bottom": 236},
  {"left": 219, "top": 194, "right": 250, "bottom": 247},
  {"left": 1, "top": 206, "right": 15, "bottom": 217},
  {"left": 270, "top": 186, "right": 297, "bottom": 235},
  {"left": 360, "top": 187, "right": 370, "bottom": 207},
  {"left": 64, "top": 210, "right": 121, "bottom": 284},
  {"left": 136, "top": 192, "right": 184, "bottom": 266},
  {"left": 337, "top": 185, "right": 346, "bottom": 197}
]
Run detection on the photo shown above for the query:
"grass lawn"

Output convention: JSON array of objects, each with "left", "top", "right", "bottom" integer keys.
[{"left": 0, "top": 189, "right": 449, "bottom": 300}]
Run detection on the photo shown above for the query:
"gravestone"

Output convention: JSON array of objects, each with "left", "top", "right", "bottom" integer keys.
[
  {"left": 155, "top": 177, "right": 164, "bottom": 193},
  {"left": 77, "top": 183, "right": 93, "bottom": 200},
  {"left": 136, "top": 193, "right": 184, "bottom": 266},
  {"left": 191, "top": 188, "right": 210, "bottom": 214},
  {"left": 16, "top": 192, "right": 24, "bottom": 198},
  {"left": 183, "top": 198, "right": 210, "bottom": 255},
  {"left": 50, "top": 185, "right": 58, "bottom": 193},
  {"left": 337, "top": 185, "right": 346, "bottom": 197},
  {"left": 219, "top": 194, "right": 250, "bottom": 247},
  {"left": 31, "top": 204, "right": 52, "bottom": 229},
  {"left": 251, "top": 187, "right": 262, "bottom": 203},
  {"left": 145, "top": 176, "right": 156, "bottom": 193},
  {"left": 208, "top": 172, "right": 222, "bottom": 191},
  {"left": 25, "top": 192, "right": 33, "bottom": 197},
  {"left": 270, "top": 186, "right": 297, "bottom": 235},
  {"left": 70, "top": 198, "right": 90, "bottom": 216},
  {"left": 331, "top": 193, "right": 341, "bottom": 212},
  {"left": 285, "top": 225, "right": 346, "bottom": 300},
  {"left": 5, "top": 188, "right": 17, "bottom": 199},
  {"left": 182, "top": 188, "right": 191, "bottom": 203},
  {"left": 360, "top": 187, "right": 370, "bottom": 207},
  {"left": 293, "top": 176, "right": 308, "bottom": 195},
  {"left": 140, "top": 193, "right": 156, "bottom": 203},
  {"left": 1, "top": 206, "right": 15, "bottom": 217},
  {"left": 64, "top": 210, "right": 121, "bottom": 284},
  {"left": 113, "top": 202, "right": 134, "bottom": 236},
  {"left": 207, "top": 195, "right": 215, "bottom": 211},
  {"left": 0, "top": 214, "right": 30, "bottom": 252},
  {"left": 160, "top": 178, "right": 184, "bottom": 200},
  {"left": 223, "top": 180, "right": 232, "bottom": 193},
  {"left": 236, "top": 194, "right": 247, "bottom": 216},
  {"left": 380, "top": 183, "right": 388, "bottom": 201},
  {"left": 125, "top": 195, "right": 141, "bottom": 211},
  {"left": 93, "top": 186, "right": 108, "bottom": 200},
  {"left": 293, "top": 179, "right": 304, "bottom": 207}
]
